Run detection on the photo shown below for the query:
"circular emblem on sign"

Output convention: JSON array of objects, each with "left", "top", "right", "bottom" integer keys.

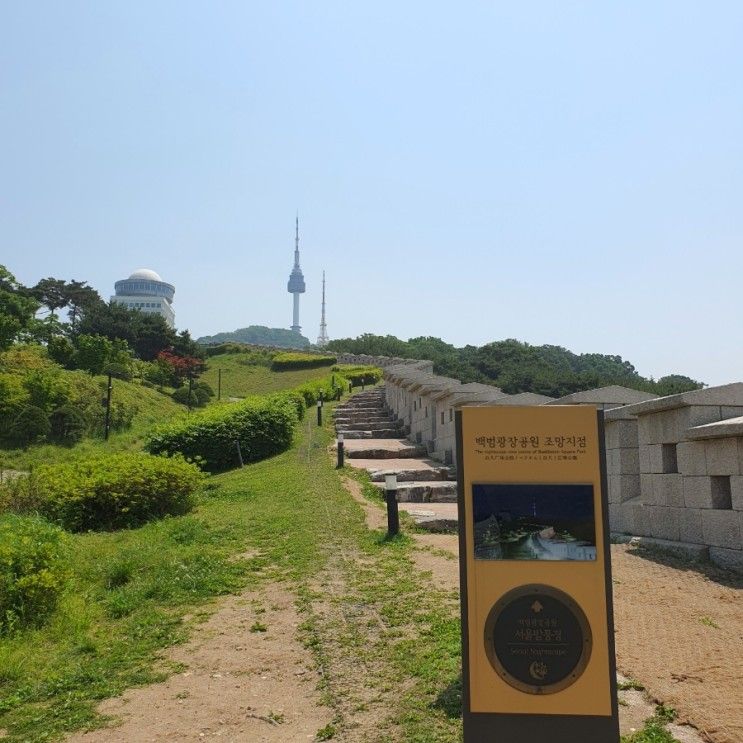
[{"left": 483, "top": 584, "right": 592, "bottom": 695}]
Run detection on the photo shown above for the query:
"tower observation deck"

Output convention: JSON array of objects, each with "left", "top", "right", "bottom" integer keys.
[{"left": 287, "top": 216, "right": 306, "bottom": 333}]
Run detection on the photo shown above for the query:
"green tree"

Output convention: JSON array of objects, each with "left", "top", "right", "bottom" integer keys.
[
  {"left": 63, "top": 280, "right": 103, "bottom": 330},
  {"left": 76, "top": 302, "right": 176, "bottom": 360},
  {"left": 0, "top": 266, "right": 39, "bottom": 351},
  {"left": 653, "top": 375, "right": 704, "bottom": 396},
  {"left": 30, "top": 277, "right": 68, "bottom": 317}
]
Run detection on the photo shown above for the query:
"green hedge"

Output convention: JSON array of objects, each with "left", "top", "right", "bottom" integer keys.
[
  {"left": 1, "top": 453, "right": 203, "bottom": 532},
  {"left": 146, "top": 394, "right": 299, "bottom": 472},
  {"left": 271, "top": 352, "right": 337, "bottom": 371},
  {"left": 144, "top": 368, "right": 381, "bottom": 473},
  {"left": 334, "top": 365, "right": 383, "bottom": 386},
  {"left": 0, "top": 514, "right": 68, "bottom": 634}
]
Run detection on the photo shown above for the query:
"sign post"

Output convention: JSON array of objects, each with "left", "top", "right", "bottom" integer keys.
[{"left": 455, "top": 405, "right": 620, "bottom": 741}]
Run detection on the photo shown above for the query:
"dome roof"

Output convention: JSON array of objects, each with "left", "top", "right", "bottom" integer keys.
[{"left": 128, "top": 268, "right": 163, "bottom": 282}]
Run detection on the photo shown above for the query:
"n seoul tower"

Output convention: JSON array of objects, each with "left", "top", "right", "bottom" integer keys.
[{"left": 287, "top": 215, "right": 306, "bottom": 333}]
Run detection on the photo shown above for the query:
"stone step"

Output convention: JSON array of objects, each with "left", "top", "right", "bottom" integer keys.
[
  {"left": 343, "top": 439, "right": 427, "bottom": 459},
  {"left": 346, "top": 458, "right": 454, "bottom": 482},
  {"left": 333, "top": 407, "right": 387, "bottom": 418},
  {"left": 399, "top": 503, "right": 458, "bottom": 532},
  {"left": 333, "top": 415, "right": 394, "bottom": 423},
  {"left": 371, "top": 481, "right": 457, "bottom": 503},
  {"left": 336, "top": 421, "right": 402, "bottom": 431},
  {"left": 336, "top": 429, "right": 402, "bottom": 439}
]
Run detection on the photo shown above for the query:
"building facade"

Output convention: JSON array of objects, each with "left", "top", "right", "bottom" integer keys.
[{"left": 111, "top": 268, "right": 175, "bottom": 328}]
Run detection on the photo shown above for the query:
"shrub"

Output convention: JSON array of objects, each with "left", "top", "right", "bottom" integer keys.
[
  {"left": 172, "top": 385, "right": 204, "bottom": 408},
  {"left": 8, "top": 405, "right": 50, "bottom": 448},
  {"left": 146, "top": 394, "right": 298, "bottom": 472},
  {"left": 194, "top": 380, "right": 214, "bottom": 398},
  {"left": 0, "top": 514, "right": 68, "bottom": 634},
  {"left": 48, "top": 404, "right": 87, "bottom": 444},
  {"left": 2, "top": 453, "right": 204, "bottom": 531},
  {"left": 271, "top": 352, "right": 336, "bottom": 371},
  {"left": 336, "top": 365, "right": 383, "bottom": 386}
]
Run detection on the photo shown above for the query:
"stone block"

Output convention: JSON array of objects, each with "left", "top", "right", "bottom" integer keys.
[
  {"left": 628, "top": 536, "right": 709, "bottom": 561},
  {"left": 608, "top": 474, "right": 640, "bottom": 503},
  {"left": 620, "top": 475, "right": 640, "bottom": 502},
  {"left": 687, "top": 405, "right": 725, "bottom": 428},
  {"left": 709, "top": 546, "right": 743, "bottom": 572},
  {"left": 606, "top": 449, "right": 619, "bottom": 476},
  {"left": 701, "top": 509, "right": 742, "bottom": 549},
  {"left": 677, "top": 441, "right": 707, "bottom": 476},
  {"left": 643, "top": 410, "right": 682, "bottom": 444},
  {"left": 645, "top": 506, "right": 680, "bottom": 541},
  {"left": 721, "top": 406, "right": 743, "bottom": 420},
  {"left": 632, "top": 504, "right": 654, "bottom": 537},
  {"left": 608, "top": 503, "right": 622, "bottom": 532},
  {"left": 683, "top": 477, "right": 730, "bottom": 509},
  {"left": 616, "top": 447, "right": 640, "bottom": 475},
  {"left": 679, "top": 508, "right": 704, "bottom": 543},
  {"left": 605, "top": 420, "right": 638, "bottom": 449},
  {"left": 637, "top": 417, "right": 652, "bottom": 447},
  {"left": 704, "top": 438, "right": 740, "bottom": 476},
  {"left": 654, "top": 474, "right": 684, "bottom": 507},
  {"left": 732, "top": 476, "right": 743, "bottom": 511},
  {"left": 639, "top": 446, "right": 651, "bottom": 474},
  {"left": 619, "top": 503, "right": 636, "bottom": 534},
  {"left": 647, "top": 444, "right": 664, "bottom": 473},
  {"left": 639, "top": 474, "right": 654, "bottom": 502}
]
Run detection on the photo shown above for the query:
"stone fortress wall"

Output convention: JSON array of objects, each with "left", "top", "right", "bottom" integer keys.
[{"left": 338, "top": 354, "right": 743, "bottom": 571}]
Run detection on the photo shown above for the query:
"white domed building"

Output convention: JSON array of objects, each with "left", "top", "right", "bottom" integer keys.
[{"left": 111, "top": 269, "right": 175, "bottom": 328}]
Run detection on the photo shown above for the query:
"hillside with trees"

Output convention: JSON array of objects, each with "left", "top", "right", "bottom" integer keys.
[
  {"left": 197, "top": 326, "right": 310, "bottom": 349},
  {"left": 327, "top": 334, "right": 704, "bottom": 398}
]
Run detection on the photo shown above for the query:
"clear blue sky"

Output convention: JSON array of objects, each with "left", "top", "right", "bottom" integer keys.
[{"left": 2, "top": 2, "right": 741, "bottom": 385}]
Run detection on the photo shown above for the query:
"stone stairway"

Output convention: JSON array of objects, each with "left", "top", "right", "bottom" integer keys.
[
  {"left": 333, "top": 388, "right": 408, "bottom": 440},
  {"left": 334, "top": 387, "right": 458, "bottom": 527}
]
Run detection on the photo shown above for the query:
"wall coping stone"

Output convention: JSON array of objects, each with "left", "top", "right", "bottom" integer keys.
[
  {"left": 546, "top": 385, "right": 659, "bottom": 406},
  {"left": 431, "top": 382, "right": 505, "bottom": 402},
  {"left": 686, "top": 416, "right": 743, "bottom": 440},
  {"left": 491, "top": 392, "right": 555, "bottom": 405},
  {"left": 604, "top": 406, "right": 639, "bottom": 422},
  {"left": 618, "top": 383, "right": 743, "bottom": 417}
]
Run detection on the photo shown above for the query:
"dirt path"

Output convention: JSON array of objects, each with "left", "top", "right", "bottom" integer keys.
[
  {"left": 67, "top": 585, "right": 331, "bottom": 743},
  {"left": 612, "top": 546, "right": 742, "bottom": 743}
]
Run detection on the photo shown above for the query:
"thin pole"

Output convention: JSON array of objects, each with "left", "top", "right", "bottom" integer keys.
[
  {"left": 235, "top": 440, "right": 244, "bottom": 467},
  {"left": 104, "top": 373, "right": 113, "bottom": 441},
  {"left": 317, "top": 399, "right": 323, "bottom": 427}
]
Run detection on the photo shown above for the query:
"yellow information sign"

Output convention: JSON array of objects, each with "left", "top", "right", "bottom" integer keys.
[{"left": 456, "top": 406, "right": 619, "bottom": 741}]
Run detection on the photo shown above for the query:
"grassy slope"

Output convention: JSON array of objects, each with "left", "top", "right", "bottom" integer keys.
[
  {"left": 0, "top": 353, "right": 336, "bottom": 471},
  {"left": 0, "top": 378, "right": 186, "bottom": 471},
  {"left": 200, "top": 352, "right": 335, "bottom": 398}
]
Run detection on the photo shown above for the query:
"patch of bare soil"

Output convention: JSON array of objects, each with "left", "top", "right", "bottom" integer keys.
[
  {"left": 66, "top": 585, "right": 331, "bottom": 743},
  {"left": 612, "top": 544, "right": 743, "bottom": 743},
  {"left": 341, "top": 476, "right": 385, "bottom": 531}
]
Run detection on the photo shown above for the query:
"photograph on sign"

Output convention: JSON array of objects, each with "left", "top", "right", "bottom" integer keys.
[{"left": 472, "top": 483, "right": 597, "bottom": 561}]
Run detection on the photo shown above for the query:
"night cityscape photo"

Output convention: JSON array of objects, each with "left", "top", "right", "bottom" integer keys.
[{"left": 472, "top": 483, "right": 597, "bottom": 561}]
